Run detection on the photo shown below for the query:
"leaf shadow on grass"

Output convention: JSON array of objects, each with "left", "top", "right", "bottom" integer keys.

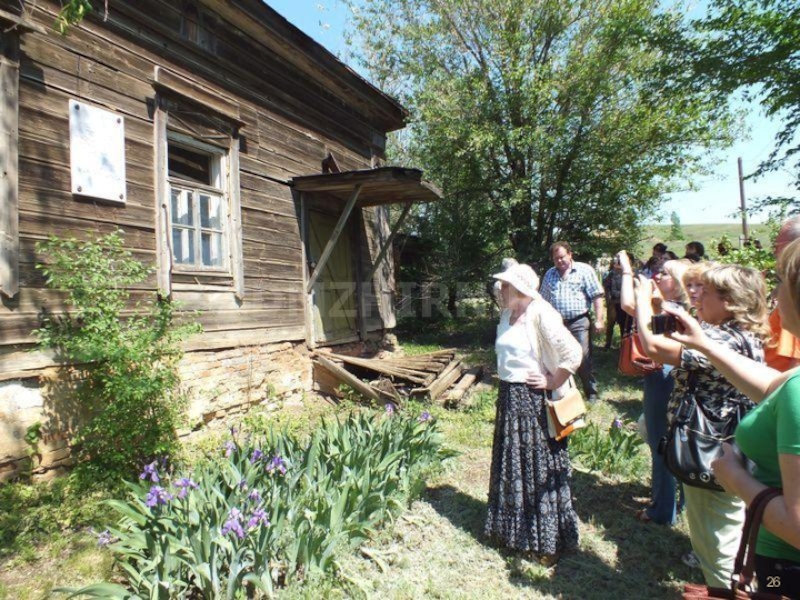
[
  {"left": 424, "top": 470, "right": 697, "bottom": 600},
  {"left": 569, "top": 469, "right": 699, "bottom": 599},
  {"left": 425, "top": 483, "right": 487, "bottom": 540},
  {"left": 604, "top": 392, "right": 644, "bottom": 420},
  {"left": 423, "top": 482, "right": 658, "bottom": 598}
]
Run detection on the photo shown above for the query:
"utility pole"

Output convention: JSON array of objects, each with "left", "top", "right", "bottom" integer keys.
[{"left": 738, "top": 157, "right": 749, "bottom": 243}]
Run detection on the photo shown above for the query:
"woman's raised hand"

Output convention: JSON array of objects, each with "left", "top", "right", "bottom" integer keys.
[
  {"left": 661, "top": 302, "right": 709, "bottom": 352},
  {"left": 616, "top": 250, "right": 632, "bottom": 273}
]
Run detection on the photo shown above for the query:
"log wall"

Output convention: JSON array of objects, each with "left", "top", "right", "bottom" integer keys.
[
  {"left": 0, "top": 0, "right": 400, "bottom": 479},
  {"left": 3, "top": 0, "right": 398, "bottom": 371}
]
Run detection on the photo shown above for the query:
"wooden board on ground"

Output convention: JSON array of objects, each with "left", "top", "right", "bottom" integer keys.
[
  {"left": 314, "top": 354, "right": 384, "bottom": 404},
  {"left": 446, "top": 367, "right": 483, "bottom": 406},
  {"left": 314, "top": 349, "right": 481, "bottom": 406},
  {"left": 412, "top": 358, "right": 463, "bottom": 401}
]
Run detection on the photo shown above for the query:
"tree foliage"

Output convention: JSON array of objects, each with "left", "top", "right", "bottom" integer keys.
[
  {"left": 690, "top": 0, "right": 800, "bottom": 209},
  {"left": 670, "top": 211, "right": 685, "bottom": 241},
  {"left": 348, "top": 0, "right": 736, "bottom": 278},
  {"left": 55, "top": 0, "right": 93, "bottom": 34}
]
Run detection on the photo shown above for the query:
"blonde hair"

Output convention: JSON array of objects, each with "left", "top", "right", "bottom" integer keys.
[
  {"left": 777, "top": 238, "right": 800, "bottom": 323},
  {"left": 701, "top": 265, "right": 770, "bottom": 340},
  {"left": 661, "top": 259, "right": 690, "bottom": 306},
  {"left": 682, "top": 260, "right": 715, "bottom": 288}
]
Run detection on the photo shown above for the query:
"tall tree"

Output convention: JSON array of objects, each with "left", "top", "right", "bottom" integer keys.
[
  {"left": 690, "top": 0, "right": 800, "bottom": 210},
  {"left": 348, "top": 0, "right": 736, "bottom": 273},
  {"left": 670, "top": 211, "right": 685, "bottom": 240}
]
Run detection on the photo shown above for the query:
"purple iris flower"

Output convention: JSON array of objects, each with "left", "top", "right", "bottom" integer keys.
[
  {"left": 248, "top": 489, "right": 262, "bottom": 504},
  {"left": 385, "top": 403, "right": 395, "bottom": 416},
  {"left": 145, "top": 485, "right": 173, "bottom": 508},
  {"left": 250, "top": 449, "right": 264, "bottom": 464},
  {"left": 174, "top": 478, "right": 199, "bottom": 499},
  {"left": 224, "top": 440, "right": 236, "bottom": 458},
  {"left": 247, "top": 508, "right": 270, "bottom": 530},
  {"left": 419, "top": 411, "right": 431, "bottom": 422},
  {"left": 267, "top": 456, "right": 287, "bottom": 475},
  {"left": 139, "top": 461, "right": 160, "bottom": 483},
  {"left": 221, "top": 508, "right": 246, "bottom": 539},
  {"left": 612, "top": 418, "right": 623, "bottom": 429},
  {"left": 96, "top": 529, "right": 114, "bottom": 547}
]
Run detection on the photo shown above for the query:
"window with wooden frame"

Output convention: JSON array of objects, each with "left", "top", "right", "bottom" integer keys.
[
  {"left": 167, "top": 135, "right": 228, "bottom": 271},
  {"left": 152, "top": 70, "right": 244, "bottom": 299}
]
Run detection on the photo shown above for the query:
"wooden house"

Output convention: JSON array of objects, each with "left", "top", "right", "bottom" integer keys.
[{"left": 0, "top": 0, "right": 441, "bottom": 480}]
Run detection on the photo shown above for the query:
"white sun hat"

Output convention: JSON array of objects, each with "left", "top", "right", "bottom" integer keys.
[{"left": 492, "top": 263, "right": 540, "bottom": 299}]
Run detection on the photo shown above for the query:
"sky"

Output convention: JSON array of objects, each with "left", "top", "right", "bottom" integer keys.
[{"left": 266, "top": 0, "right": 796, "bottom": 225}]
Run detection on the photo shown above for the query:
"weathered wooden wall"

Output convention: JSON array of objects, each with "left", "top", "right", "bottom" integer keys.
[
  {"left": 2, "top": 0, "right": 398, "bottom": 375},
  {"left": 0, "top": 0, "right": 401, "bottom": 480}
]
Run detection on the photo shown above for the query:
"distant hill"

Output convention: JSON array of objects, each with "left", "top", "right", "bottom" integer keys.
[{"left": 636, "top": 223, "right": 773, "bottom": 258}]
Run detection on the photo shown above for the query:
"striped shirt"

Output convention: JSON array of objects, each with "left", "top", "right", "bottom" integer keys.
[{"left": 540, "top": 262, "right": 603, "bottom": 320}]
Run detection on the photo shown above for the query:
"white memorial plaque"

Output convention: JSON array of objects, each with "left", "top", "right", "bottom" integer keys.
[{"left": 69, "top": 100, "right": 126, "bottom": 203}]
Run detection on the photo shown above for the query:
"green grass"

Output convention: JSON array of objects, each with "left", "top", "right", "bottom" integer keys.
[
  {"left": 291, "top": 315, "right": 698, "bottom": 599},
  {"left": 0, "top": 315, "right": 700, "bottom": 599},
  {"left": 638, "top": 222, "right": 774, "bottom": 258}
]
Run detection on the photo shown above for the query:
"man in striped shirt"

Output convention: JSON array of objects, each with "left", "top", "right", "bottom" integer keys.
[{"left": 540, "top": 241, "right": 605, "bottom": 403}]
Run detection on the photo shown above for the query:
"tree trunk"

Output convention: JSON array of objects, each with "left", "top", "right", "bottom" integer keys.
[{"left": 447, "top": 285, "right": 457, "bottom": 316}]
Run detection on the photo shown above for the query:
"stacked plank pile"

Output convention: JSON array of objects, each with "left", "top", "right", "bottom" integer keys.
[{"left": 314, "top": 349, "right": 482, "bottom": 406}]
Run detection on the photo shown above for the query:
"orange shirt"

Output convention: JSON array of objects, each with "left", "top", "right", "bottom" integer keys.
[{"left": 764, "top": 309, "right": 800, "bottom": 371}]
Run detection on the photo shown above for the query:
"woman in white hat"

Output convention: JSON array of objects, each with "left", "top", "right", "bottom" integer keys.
[{"left": 485, "top": 262, "right": 582, "bottom": 565}]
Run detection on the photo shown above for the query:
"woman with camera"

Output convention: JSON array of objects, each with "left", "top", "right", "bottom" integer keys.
[
  {"left": 617, "top": 253, "right": 688, "bottom": 525},
  {"left": 633, "top": 264, "right": 770, "bottom": 588},
  {"left": 665, "top": 241, "right": 800, "bottom": 597}
]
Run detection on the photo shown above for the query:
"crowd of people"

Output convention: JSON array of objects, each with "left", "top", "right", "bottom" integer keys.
[{"left": 485, "top": 220, "right": 800, "bottom": 596}]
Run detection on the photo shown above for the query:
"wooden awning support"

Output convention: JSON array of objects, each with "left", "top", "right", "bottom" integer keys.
[
  {"left": 305, "top": 184, "right": 361, "bottom": 293},
  {"left": 363, "top": 202, "right": 412, "bottom": 284},
  {"left": 293, "top": 167, "right": 443, "bottom": 295}
]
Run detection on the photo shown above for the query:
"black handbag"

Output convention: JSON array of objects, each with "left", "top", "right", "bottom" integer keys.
[{"left": 659, "top": 329, "right": 754, "bottom": 492}]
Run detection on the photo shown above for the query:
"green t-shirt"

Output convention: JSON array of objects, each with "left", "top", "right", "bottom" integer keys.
[{"left": 736, "top": 372, "right": 800, "bottom": 562}]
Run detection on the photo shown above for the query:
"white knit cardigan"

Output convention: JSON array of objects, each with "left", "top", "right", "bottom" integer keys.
[{"left": 524, "top": 298, "right": 582, "bottom": 395}]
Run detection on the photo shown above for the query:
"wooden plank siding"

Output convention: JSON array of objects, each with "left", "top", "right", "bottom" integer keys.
[{"left": 2, "top": 0, "right": 398, "bottom": 370}]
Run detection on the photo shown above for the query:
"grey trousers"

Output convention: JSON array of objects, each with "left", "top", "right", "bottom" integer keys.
[{"left": 564, "top": 316, "right": 598, "bottom": 398}]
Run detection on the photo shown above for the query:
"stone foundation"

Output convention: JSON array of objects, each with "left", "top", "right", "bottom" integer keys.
[{"left": 0, "top": 340, "right": 313, "bottom": 483}]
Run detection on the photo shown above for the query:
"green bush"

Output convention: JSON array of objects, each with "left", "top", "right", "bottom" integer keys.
[
  {"left": 35, "top": 231, "right": 200, "bottom": 485},
  {"left": 62, "top": 407, "right": 455, "bottom": 598},
  {"left": 569, "top": 418, "right": 645, "bottom": 477}
]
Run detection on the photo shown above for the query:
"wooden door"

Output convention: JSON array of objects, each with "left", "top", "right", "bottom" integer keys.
[{"left": 308, "top": 210, "right": 357, "bottom": 343}]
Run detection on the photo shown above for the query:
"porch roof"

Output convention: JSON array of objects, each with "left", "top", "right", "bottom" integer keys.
[{"left": 290, "top": 167, "right": 443, "bottom": 207}]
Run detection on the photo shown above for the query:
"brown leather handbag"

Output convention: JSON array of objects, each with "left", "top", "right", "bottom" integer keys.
[
  {"left": 545, "top": 385, "right": 587, "bottom": 441},
  {"left": 682, "top": 487, "right": 789, "bottom": 600},
  {"left": 618, "top": 325, "right": 661, "bottom": 376}
]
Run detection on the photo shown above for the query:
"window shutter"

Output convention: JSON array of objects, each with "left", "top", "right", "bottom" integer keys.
[
  {"left": 154, "top": 96, "right": 172, "bottom": 296},
  {"left": 229, "top": 133, "right": 244, "bottom": 300},
  {"left": 0, "top": 32, "right": 20, "bottom": 299}
]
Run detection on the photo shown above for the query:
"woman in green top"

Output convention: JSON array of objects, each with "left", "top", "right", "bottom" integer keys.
[{"left": 667, "top": 239, "right": 800, "bottom": 597}]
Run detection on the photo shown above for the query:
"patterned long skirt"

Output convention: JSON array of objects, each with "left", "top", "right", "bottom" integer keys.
[{"left": 484, "top": 381, "right": 580, "bottom": 554}]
